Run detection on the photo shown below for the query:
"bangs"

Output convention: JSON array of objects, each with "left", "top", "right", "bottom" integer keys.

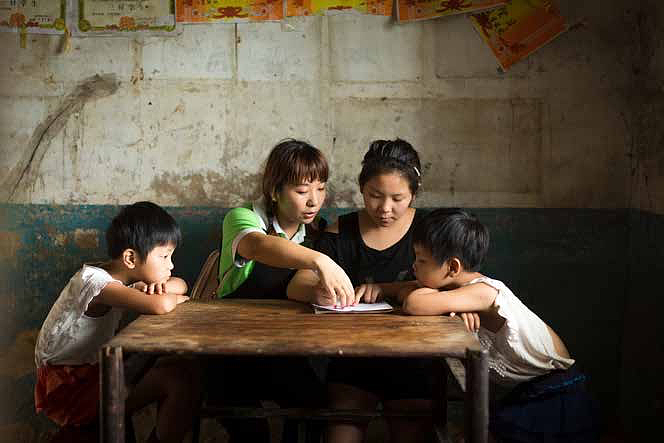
[
  {"left": 151, "top": 225, "right": 182, "bottom": 249},
  {"left": 285, "top": 149, "right": 329, "bottom": 185},
  {"left": 134, "top": 217, "right": 181, "bottom": 260},
  {"left": 262, "top": 139, "right": 330, "bottom": 216}
]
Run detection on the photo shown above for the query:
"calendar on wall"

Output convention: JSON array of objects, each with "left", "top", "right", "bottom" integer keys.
[
  {"left": 396, "top": 0, "right": 506, "bottom": 23},
  {"left": 0, "top": 0, "right": 66, "bottom": 33},
  {"left": 75, "top": 0, "right": 176, "bottom": 34}
]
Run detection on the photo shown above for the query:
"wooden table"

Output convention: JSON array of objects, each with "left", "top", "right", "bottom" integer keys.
[{"left": 101, "top": 299, "right": 488, "bottom": 443}]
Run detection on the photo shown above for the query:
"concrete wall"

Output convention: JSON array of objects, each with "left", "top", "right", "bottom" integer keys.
[
  {"left": 1, "top": 1, "right": 634, "bottom": 209},
  {"left": 0, "top": 0, "right": 654, "bottom": 441}
]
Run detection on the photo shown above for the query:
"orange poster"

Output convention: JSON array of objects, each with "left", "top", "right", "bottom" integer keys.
[
  {"left": 177, "top": 0, "right": 283, "bottom": 23},
  {"left": 286, "top": 0, "right": 391, "bottom": 17},
  {"left": 397, "top": 0, "right": 506, "bottom": 23},
  {"left": 470, "top": 0, "right": 566, "bottom": 70}
]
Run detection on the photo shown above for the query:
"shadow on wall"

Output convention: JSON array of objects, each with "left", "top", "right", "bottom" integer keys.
[{"left": 620, "top": 210, "right": 664, "bottom": 440}]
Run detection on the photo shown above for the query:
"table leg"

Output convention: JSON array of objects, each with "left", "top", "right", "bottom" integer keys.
[
  {"left": 433, "top": 358, "right": 449, "bottom": 442},
  {"left": 100, "top": 346, "right": 126, "bottom": 443},
  {"left": 465, "top": 348, "right": 488, "bottom": 443}
]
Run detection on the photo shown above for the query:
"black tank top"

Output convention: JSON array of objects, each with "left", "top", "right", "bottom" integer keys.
[
  {"left": 225, "top": 260, "right": 295, "bottom": 300},
  {"left": 225, "top": 220, "right": 326, "bottom": 299},
  {"left": 315, "top": 209, "right": 424, "bottom": 286}
]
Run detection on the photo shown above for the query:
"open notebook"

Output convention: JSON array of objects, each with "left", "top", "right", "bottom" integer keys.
[{"left": 311, "top": 301, "right": 393, "bottom": 314}]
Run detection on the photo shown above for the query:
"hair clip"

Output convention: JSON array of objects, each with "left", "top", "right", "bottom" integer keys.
[{"left": 413, "top": 166, "right": 421, "bottom": 177}]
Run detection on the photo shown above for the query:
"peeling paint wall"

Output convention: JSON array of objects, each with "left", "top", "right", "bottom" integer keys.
[
  {"left": 0, "top": 1, "right": 636, "bottom": 208},
  {"left": 0, "top": 0, "right": 655, "bottom": 441}
]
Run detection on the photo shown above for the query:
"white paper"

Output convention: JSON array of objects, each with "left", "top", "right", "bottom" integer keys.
[{"left": 312, "top": 302, "right": 393, "bottom": 313}]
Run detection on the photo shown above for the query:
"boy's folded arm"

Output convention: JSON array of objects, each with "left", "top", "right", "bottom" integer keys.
[
  {"left": 402, "top": 283, "right": 496, "bottom": 316},
  {"left": 393, "top": 281, "right": 421, "bottom": 303},
  {"left": 93, "top": 281, "right": 187, "bottom": 315},
  {"left": 164, "top": 276, "right": 188, "bottom": 295}
]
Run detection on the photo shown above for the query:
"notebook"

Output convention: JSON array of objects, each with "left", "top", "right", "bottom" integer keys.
[{"left": 311, "top": 301, "right": 393, "bottom": 314}]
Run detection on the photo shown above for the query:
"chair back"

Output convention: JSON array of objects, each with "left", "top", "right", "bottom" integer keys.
[{"left": 190, "top": 250, "right": 221, "bottom": 301}]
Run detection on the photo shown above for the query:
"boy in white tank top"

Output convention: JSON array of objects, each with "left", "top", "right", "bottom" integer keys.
[
  {"left": 34, "top": 202, "right": 200, "bottom": 443},
  {"left": 402, "top": 208, "right": 599, "bottom": 443}
]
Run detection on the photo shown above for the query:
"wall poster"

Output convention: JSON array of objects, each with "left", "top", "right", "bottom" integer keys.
[
  {"left": 176, "top": 0, "right": 284, "bottom": 23},
  {"left": 470, "top": 0, "right": 566, "bottom": 70},
  {"left": 0, "top": 0, "right": 66, "bottom": 33},
  {"left": 397, "top": 0, "right": 506, "bottom": 23},
  {"left": 77, "top": 0, "right": 176, "bottom": 33},
  {"left": 286, "top": 0, "right": 392, "bottom": 17}
]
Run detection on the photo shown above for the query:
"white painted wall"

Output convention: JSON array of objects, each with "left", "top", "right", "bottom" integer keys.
[{"left": 0, "top": 1, "right": 638, "bottom": 209}]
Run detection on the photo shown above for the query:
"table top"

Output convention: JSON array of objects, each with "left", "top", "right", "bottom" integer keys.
[{"left": 107, "top": 299, "right": 480, "bottom": 358}]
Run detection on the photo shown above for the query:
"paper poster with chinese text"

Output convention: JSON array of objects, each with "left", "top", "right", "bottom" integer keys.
[
  {"left": 470, "top": 0, "right": 566, "bottom": 70},
  {"left": 397, "top": 0, "right": 506, "bottom": 23},
  {"left": 286, "top": 0, "right": 392, "bottom": 17},
  {"left": 77, "top": 0, "right": 176, "bottom": 33},
  {"left": 0, "top": 0, "right": 65, "bottom": 33},
  {"left": 176, "top": 0, "right": 284, "bottom": 23}
]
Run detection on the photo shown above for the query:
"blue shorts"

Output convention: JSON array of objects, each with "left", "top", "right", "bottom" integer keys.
[{"left": 490, "top": 365, "right": 600, "bottom": 443}]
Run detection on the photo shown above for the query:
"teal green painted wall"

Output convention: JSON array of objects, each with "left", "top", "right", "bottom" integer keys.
[
  {"left": 620, "top": 210, "right": 664, "bottom": 438},
  {"left": 1, "top": 204, "right": 657, "bottom": 440}
]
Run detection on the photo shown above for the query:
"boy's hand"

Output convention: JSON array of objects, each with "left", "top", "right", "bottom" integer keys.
[
  {"left": 355, "top": 283, "right": 382, "bottom": 304},
  {"left": 133, "top": 281, "right": 148, "bottom": 293},
  {"left": 450, "top": 312, "right": 480, "bottom": 333},
  {"left": 146, "top": 282, "right": 166, "bottom": 295},
  {"left": 175, "top": 294, "right": 189, "bottom": 305},
  {"left": 133, "top": 281, "right": 168, "bottom": 295},
  {"left": 150, "top": 282, "right": 168, "bottom": 295}
]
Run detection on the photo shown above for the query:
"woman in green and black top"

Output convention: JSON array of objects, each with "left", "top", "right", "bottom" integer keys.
[
  {"left": 218, "top": 140, "right": 353, "bottom": 300},
  {"left": 210, "top": 139, "right": 353, "bottom": 443}
]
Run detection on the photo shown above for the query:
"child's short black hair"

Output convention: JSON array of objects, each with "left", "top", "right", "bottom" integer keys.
[
  {"left": 106, "top": 201, "right": 181, "bottom": 261},
  {"left": 414, "top": 208, "right": 489, "bottom": 272}
]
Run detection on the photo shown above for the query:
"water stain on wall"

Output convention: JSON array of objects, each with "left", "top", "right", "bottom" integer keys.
[
  {"left": 1, "top": 74, "right": 120, "bottom": 204},
  {"left": 149, "top": 170, "right": 262, "bottom": 206},
  {"left": 0, "top": 330, "right": 38, "bottom": 379},
  {"left": 0, "top": 231, "right": 21, "bottom": 259},
  {"left": 73, "top": 229, "right": 99, "bottom": 250},
  {"left": 325, "top": 188, "right": 357, "bottom": 207}
]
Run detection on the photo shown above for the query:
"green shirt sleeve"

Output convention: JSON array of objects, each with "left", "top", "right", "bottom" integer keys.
[{"left": 217, "top": 205, "right": 265, "bottom": 298}]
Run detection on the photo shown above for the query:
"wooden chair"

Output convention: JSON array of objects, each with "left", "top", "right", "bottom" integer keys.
[
  {"left": 187, "top": 250, "right": 466, "bottom": 443},
  {"left": 189, "top": 249, "right": 221, "bottom": 302}
]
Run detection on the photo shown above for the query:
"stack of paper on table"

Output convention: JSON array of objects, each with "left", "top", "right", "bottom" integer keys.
[{"left": 311, "top": 302, "right": 393, "bottom": 314}]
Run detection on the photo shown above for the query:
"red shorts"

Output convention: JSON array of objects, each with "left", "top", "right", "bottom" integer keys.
[{"left": 35, "top": 363, "right": 99, "bottom": 426}]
